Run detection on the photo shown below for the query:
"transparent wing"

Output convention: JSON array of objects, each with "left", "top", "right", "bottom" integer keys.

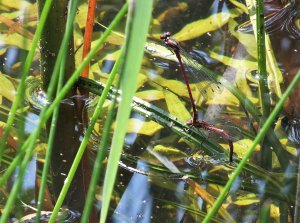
[{"left": 177, "top": 45, "right": 223, "bottom": 100}]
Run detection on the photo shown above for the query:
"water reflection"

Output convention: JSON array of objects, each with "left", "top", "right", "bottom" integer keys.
[
  {"left": 284, "top": 117, "right": 300, "bottom": 144},
  {"left": 237, "top": 2, "right": 300, "bottom": 39},
  {"left": 112, "top": 160, "right": 153, "bottom": 223}
]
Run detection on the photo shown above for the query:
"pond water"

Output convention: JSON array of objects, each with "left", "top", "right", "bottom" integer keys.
[{"left": 0, "top": 0, "right": 300, "bottom": 222}]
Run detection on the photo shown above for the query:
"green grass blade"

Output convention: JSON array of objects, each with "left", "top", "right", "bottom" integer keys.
[
  {"left": 47, "top": 4, "right": 128, "bottom": 222},
  {"left": 256, "top": 0, "right": 272, "bottom": 168},
  {"left": 48, "top": 51, "right": 119, "bottom": 222},
  {"left": 0, "top": 0, "right": 127, "bottom": 190},
  {"left": 256, "top": 0, "right": 270, "bottom": 118},
  {"left": 100, "top": 1, "right": 154, "bottom": 222},
  {"left": 80, "top": 63, "right": 122, "bottom": 223},
  {"left": 0, "top": 0, "right": 53, "bottom": 163},
  {"left": 0, "top": 0, "right": 76, "bottom": 221},
  {"left": 202, "top": 69, "right": 300, "bottom": 222},
  {"left": 35, "top": 48, "right": 67, "bottom": 223}
]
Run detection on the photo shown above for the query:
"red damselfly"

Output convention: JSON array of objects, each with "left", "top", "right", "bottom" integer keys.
[{"left": 160, "top": 32, "right": 234, "bottom": 162}]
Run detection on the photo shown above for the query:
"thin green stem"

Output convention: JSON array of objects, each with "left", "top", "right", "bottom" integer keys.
[
  {"left": 48, "top": 31, "right": 123, "bottom": 223},
  {"left": 0, "top": 138, "right": 36, "bottom": 223},
  {"left": 80, "top": 56, "right": 122, "bottom": 223},
  {"left": 202, "top": 69, "right": 300, "bottom": 222},
  {"left": 256, "top": 0, "right": 269, "bottom": 118},
  {"left": 78, "top": 77, "right": 226, "bottom": 156},
  {"left": 0, "top": 0, "right": 78, "bottom": 221},
  {"left": 35, "top": 48, "right": 67, "bottom": 223},
  {"left": 0, "top": 1, "right": 127, "bottom": 190},
  {"left": 47, "top": 4, "right": 128, "bottom": 222},
  {"left": 0, "top": 0, "right": 53, "bottom": 163},
  {"left": 256, "top": 0, "right": 272, "bottom": 169},
  {"left": 100, "top": 1, "right": 154, "bottom": 222}
]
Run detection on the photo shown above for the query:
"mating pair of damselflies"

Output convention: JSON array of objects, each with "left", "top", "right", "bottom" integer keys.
[{"left": 160, "top": 32, "right": 234, "bottom": 162}]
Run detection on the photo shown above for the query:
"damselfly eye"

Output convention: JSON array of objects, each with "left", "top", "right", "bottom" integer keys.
[{"left": 160, "top": 32, "right": 172, "bottom": 40}]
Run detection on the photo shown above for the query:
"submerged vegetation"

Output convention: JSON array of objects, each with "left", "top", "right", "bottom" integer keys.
[{"left": 0, "top": 0, "right": 300, "bottom": 222}]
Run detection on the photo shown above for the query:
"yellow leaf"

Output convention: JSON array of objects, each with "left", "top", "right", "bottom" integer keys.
[
  {"left": 270, "top": 204, "right": 280, "bottom": 219},
  {"left": 136, "top": 73, "right": 148, "bottom": 90},
  {"left": 0, "top": 33, "right": 32, "bottom": 50},
  {"left": 152, "top": 144, "right": 188, "bottom": 161},
  {"left": 1, "top": 0, "right": 32, "bottom": 10},
  {"left": 145, "top": 42, "right": 176, "bottom": 62},
  {"left": 136, "top": 90, "right": 164, "bottom": 101},
  {"left": 228, "top": 19, "right": 257, "bottom": 58},
  {"left": 207, "top": 88, "right": 239, "bottom": 106},
  {"left": 125, "top": 119, "right": 163, "bottom": 135},
  {"left": 233, "top": 193, "right": 260, "bottom": 206},
  {"left": 174, "top": 11, "right": 241, "bottom": 41},
  {"left": 229, "top": 139, "right": 260, "bottom": 158},
  {"left": 76, "top": 3, "right": 88, "bottom": 28},
  {"left": 209, "top": 51, "right": 257, "bottom": 71},
  {"left": 163, "top": 89, "right": 191, "bottom": 122},
  {"left": 227, "top": 0, "right": 248, "bottom": 13},
  {"left": 154, "top": 75, "right": 190, "bottom": 98},
  {"left": 0, "top": 73, "right": 15, "bottom": 101}
]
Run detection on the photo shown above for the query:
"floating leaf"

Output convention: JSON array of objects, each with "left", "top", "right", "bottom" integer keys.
[
  {"left": 235, "top": 76, "right": 259, "bottom": 105},
  {"left": 229, "top": 139, "right": 260, "bottom": 158},
  {"left": 0, "top": 73, "right": 15, "bottom": 101},
  {"left": 136, "top": 89, "right": 164, "bottom": 101},
  {"left": 123, "top": 118, "right": 163, "bottom": 136},
  {"left": 227, "top": 0, "right": 248, "bottom": 14},
  {"left": 207, "top": 88, "right": 239, "bottom": 106},
  {"left": 136, "top": 72, "right": 148, "bottom": 90},
  {"left": 270, "top": 204, "right": 280, "bottom": 219},
  {"left": 145, "top": 42, "right": 176, "bottom": 62},
  {"left": 186, "top": 178, "right": 235, "bottom": 222},
  {"left": 76, "top": 2, "right": 88, "bottom": 28},
  {"left": 279, "top": 138, "right": 297, "bottom": 156},
  {"left": 174, "top": 11, "right": 241, "bottom": 41},
  {"left": 35, "top": 143, "right": 47, "bottom": 155},
  {"left": 228, "top": 19, "right": 257, "bottom": 58},
  {"left": 209, "top": 51, "right": 259, "bottom": 105},
  {"left": 1, "top": 0, "right": 34, "bottom": 10},
  {"left": 0, "top": 33, "right": 32, "bottom": 50},
  {"left": 163, "top": 88, "right": 191, "bottom": 122},
  {"left": 237, "top": 0, "right": 283, "bottom": 97},
  {"left": 210, "top": 51, "right": 257, "bottom": 71},
  {"left": 209, "top": 165, "right": 234, "bottom": 175},
  {"left": 152, "top": 144, "right": 188, "bottom": 161},
  {"left": 157, "top": 3, "right": 188, "bottom": 23},
  {"left": 154, "top": 76, "right": 189, "bottom": 98},
  {"left": 233, "top": 193, "right": 260, "bottom": 206}
]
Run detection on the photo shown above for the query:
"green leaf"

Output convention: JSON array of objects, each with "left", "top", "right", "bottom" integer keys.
[{"left": 100, "top": 1, "right": 154, "bottom": 222}]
